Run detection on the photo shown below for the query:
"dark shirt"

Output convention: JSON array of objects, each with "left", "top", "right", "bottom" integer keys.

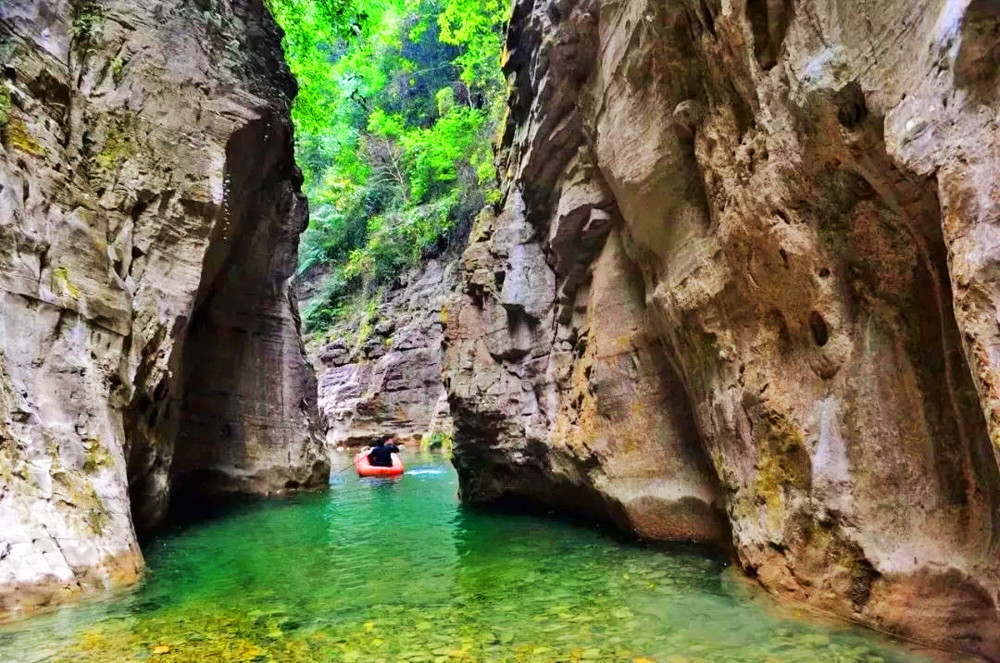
[{"left": 367, "top": 443, "right": 400, "bottom": 467}]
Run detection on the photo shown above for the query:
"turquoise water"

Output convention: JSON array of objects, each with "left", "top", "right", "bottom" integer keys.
[{"left": 0, "top": 454, "right": 942, "bottom": 662}]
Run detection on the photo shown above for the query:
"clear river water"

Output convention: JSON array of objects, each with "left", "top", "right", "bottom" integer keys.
[{"left": 0, "top": 453, "right": 946, "bottom": 662}]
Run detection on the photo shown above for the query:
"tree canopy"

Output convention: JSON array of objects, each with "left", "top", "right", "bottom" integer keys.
[{"left": 266, "top": 0, "right": 508, "bottom": 334}]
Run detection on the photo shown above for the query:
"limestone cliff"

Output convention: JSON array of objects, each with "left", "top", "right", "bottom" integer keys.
[
  {"left": 311, "top": 257, "right": 457, "bottom": 448},
  {"left": 443, "top": 0, "right": 1000, "bottom": 657},
  {"left": 0, "top": 0, "right": 327, "bottom": 617}
]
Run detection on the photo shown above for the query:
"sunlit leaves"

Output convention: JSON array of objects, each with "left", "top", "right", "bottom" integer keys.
[
  {"left": 267, "top": 0, "right": 506, "bottom": 333},
  {"left": 437, "top": 0, "right": 507, "bottom": 90},
  {"left": 403, "top": 106, "right": 485, "bottom": 202}
]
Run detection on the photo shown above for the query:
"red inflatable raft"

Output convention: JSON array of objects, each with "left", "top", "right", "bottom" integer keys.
[{"left": 354, "top": 450, "right": 405, "bottom": 477}]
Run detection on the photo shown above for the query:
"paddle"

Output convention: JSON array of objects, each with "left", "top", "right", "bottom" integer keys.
[{"left": 332, "top": 447, "right": 370, "bottom": 474}]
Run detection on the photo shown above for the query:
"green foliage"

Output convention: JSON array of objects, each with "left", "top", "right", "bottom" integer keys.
[
  {"left": 420, "top": 430, "right": 453, "bottom": 453},
  {"left": 437, "top": 0, "right": 508, "bottom": 91},
  {"left": 0, "top": 86, "right": 11, "bottom": 128},
  {"left": 71, "top": 0, "right": 105, "bottom": 54},
  {"left": 266, "top": 0, "right": 371, "bottom": 138},
  {"left": 356, "top": 292, "right": 382, "bottom": 344},
  {"left": 110, "top": 56, "right": 125, "bottom": 84},
  {"left": 300, "top": 268, "right": 360, "bottom": 331},
  {"left": 268, "top": 0, "right": 506, "bottom": 334}
]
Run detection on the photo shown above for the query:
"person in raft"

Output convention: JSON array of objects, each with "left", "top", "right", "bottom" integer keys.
[{"left": 367, "top": 436, "right": 401, "bottom": 467}]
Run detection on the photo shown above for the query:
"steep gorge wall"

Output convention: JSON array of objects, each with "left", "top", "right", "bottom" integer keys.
[
  {"left": 312, "top": 257, "right": 457, "bottom": 448},
  {"left": 443, "top": 0, "right": 1000, "bottom": 657},
  {"left": 0, "top": 0, "right": 326, "bottom": 617}
]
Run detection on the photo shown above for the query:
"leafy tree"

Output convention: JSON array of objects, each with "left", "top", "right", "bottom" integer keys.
[
  {"left": 268, "top": 0, "right": 507, "bottom": 335},
  {"left": 438, "top": 0, "right": 507, "bottom": 93}
]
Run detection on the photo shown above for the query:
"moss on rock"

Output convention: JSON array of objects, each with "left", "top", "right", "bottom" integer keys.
[
  {"left": 53, "top": 266, "right": 82, "bottom": 299},
  {"left": 5, "top": 119, "right": 46, "bottom": 156},
  {"left": 83, "top": 438, "right": 114, "bottom": 473},
  {"left": 0, "top": 86, "right": 11, "bottom": 129},
  {"left": 754, "top": 410, "right": 812, "bottom": 532},
  {"left": 94, "top": 114, "right": 141, "bottom": 173}
]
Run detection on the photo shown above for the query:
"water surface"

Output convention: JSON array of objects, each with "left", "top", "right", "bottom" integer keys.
[{"left": 0, "top": 454, "right": 941, "bottom": 661}]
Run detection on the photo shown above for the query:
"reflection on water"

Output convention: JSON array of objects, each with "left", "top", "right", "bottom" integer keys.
[{"left": 0, "top": 453, "right": 943, "bottom": 662}]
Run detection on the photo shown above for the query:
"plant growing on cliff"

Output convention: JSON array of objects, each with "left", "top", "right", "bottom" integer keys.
[
  {"left": 420, "top": 430, "right": 453, "bottom": 453},
  {"left": 0, "top": 86, "right": 11, "bottom": 129},
  {"left": 71, "top": 0, "right": 105, "bottom": 54},
  {"left": 110, "top": 56, "right": 126, "bottom": 84},
  {"left": 267, "top": 0, "right": 507, "bottom": 334}
]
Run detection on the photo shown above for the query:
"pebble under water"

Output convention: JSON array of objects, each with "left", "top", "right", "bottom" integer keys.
[{"left": 0, "top": 453, "right": 945, "bottom": 662}]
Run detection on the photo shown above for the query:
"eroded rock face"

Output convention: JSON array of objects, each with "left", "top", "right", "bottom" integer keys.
[
  {"left": 313, "top": 257, "right": 457, "bottom": 448},
  {"left": 444, "top": 0, "right": 1000, "bottom": 656},
  {"left": 0, "top": 0, "right": 326, "bottom": 617}
]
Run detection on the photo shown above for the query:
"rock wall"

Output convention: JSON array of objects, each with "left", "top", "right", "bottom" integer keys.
[
  {"left": 443, "top": 0, "right": 1000, "bottom": 657},
  {"left": 313, "top": 257, "right": 457, "bottom": 448},
  {"left": 0, "top": 0, "right": 327, "bottom": 618}
]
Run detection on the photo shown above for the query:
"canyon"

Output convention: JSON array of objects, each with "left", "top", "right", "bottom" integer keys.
[{"left": 2, "top": 0, "right": 1000, "bottom": 660}]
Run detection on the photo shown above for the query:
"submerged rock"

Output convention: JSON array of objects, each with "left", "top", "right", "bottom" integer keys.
[
  {"left": 0, "top": 0, "right": 326, "bottom": 617},
  {"left": 443, "top": 0, "right": 1000, "bottom": 657}
]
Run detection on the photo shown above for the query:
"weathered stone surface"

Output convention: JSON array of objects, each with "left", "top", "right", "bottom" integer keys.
[
  {"left": 0, "top": 0, "right": 326, "bottom": 618},
  {"left": 444, "top": 0, "right": 1000, "bottom": 657},
  {"left": 313, "top": 257, "right": 458, "bottom": 448}
]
